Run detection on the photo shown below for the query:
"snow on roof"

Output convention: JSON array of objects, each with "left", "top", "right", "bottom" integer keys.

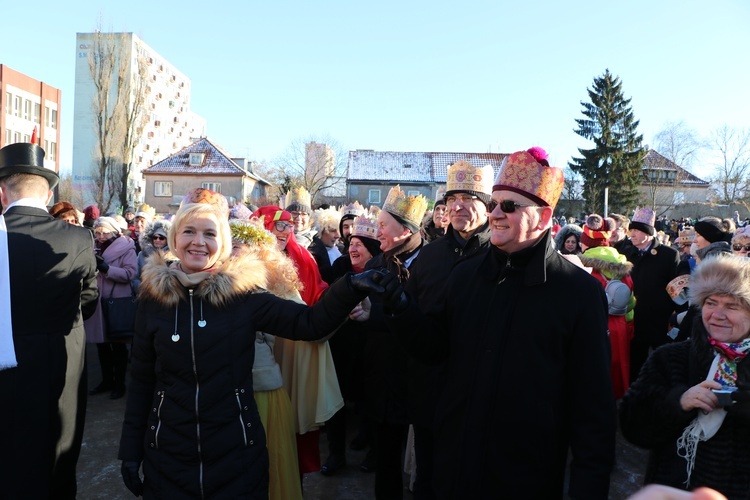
[{"left": 642, "top": 149, "right": 710, "bottom": 186}]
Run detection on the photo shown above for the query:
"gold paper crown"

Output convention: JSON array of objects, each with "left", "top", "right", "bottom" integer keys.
[
  {"left": 135, "top": 203, "right": 156, "bottom": 219},
  {"left": 351, "top": 215, "right": 378, "bottom": 240},
  {"left": 492, "top": 150, "right": 564, "bottom": 208},
  {"left": 666, "top": 274, "right": 690, "bottom": 300},
  {"left": 382, "top": 185, "right": 428, "bottom": 228},
  {"left": 229, "top": 219, "right": 275, "bottom": 247},
  {"left": 677, "top": 228, "right": 696, "bottom": 244},
  {"left": 446, "top": 161, "right": 494, "bottom": 196},
  {"left": 340, "top": 201, "right": 365, "bottom": 218},
  {"left": 283, "top": 186, "right": 312, "bottom": 212},
  {"left": 180, "top": 188, "right": 229, "bottom": 217},
  {"left": 313, "top": 206, "right": 341, "bottom": 231}
]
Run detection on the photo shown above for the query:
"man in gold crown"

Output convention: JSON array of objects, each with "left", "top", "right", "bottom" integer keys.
[
  {"left": 377, "top": 148, "right": 615, "bottom": 499},
  {"left": 404, "top": 160, "right": 494, "bottom": 498},
  {"left": 361, "top": 185, "right": 428, "bottom": 499}
]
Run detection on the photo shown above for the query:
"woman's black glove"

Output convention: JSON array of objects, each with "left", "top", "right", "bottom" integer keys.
[
  {"left": 121, "top": 460, "right": 143, "bottom": 496},
  {"left": 95, "top": 254, "right": 110, "bottom": 273},
  {"left": 348, "top": 270, "right": 407, "bottom": 314}
]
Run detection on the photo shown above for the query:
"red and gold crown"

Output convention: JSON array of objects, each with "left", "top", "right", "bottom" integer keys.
[
  {"left": 492, "top": 147, "right": 564, "bottom": 208},
  {"left": 446, "top": 161, "right": 494, "bottom": 202},
  {"left": 382, "top": 185, "right": 428, "bottom": 229},
  {"left": 666, "top": 274, "right": 690, "bottom": 300},
  {"left": 677, "top": 228, "right": 696, "bottom": 244},
  {"left": 351, "top": 215, "right": 378, "bottom": 241}
]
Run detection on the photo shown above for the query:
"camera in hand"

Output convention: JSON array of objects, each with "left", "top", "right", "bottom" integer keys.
[{"left": 712, "top": 388, "right": 737, "bottom": 407}]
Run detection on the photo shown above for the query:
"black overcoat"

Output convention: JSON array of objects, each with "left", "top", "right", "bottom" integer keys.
[{"left": 0, "top": 205, "right": 98, "bottom": 499}]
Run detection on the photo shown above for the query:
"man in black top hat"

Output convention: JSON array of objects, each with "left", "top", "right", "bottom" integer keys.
[{"left": 0, "top": 143, "right": 99, "bottom": 499}]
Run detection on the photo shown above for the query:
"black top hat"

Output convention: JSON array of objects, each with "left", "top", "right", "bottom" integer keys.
[{"left": 0, "top": 143, "right": 59, "bottom": 189}]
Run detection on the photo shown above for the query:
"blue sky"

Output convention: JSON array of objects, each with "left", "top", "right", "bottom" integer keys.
[{"left": 2, "top": 0, "right": 748, "bottom": 179}]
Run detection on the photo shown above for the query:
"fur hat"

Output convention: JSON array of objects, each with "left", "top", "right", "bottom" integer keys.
[
  {"left": 0, "top": 142, "right": 59, "bottom": 188},
  {"left": 83, "top": 205, "right": 100, "bottom": 221},
  {"left": 630, "top": 208, "right": 656, "bottom": 236},
  {"left": 580, "top": 214, "right": 615, "bottom": 248},
  {"left": 445, "top": 161, "right": 494, "bottom": 206},
  {"left": 554, "top": 223, "right": 582, "bottom": 252},
  {"left": 313, "top": 206, "right": 341, "bottom": 232},
  {"left": 492, "top": 147, "right": 564, "bottom": 208},
  {"left": 689, "top": 254, "right": 750, "bottom": 311},
  {"left": 382, "top": 185, "right": 428, "bottom": 234},
  {"left": 49, "top": 201, "right": 78, "bottom": 220},
  {"left": 695, "top": 217, "right": 732, "bottom": 244}
]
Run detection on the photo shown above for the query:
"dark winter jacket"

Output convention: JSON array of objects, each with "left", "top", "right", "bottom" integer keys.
[
  {"left": 118, "top": 252, "right": 365, "bottom": 499},
  {"left": 620, "top": 321, "right": 750, "bottom": 499},
  {"left": 404, "top": 221, "right": 491, "bottom": 427},
  {"left": 389, "top": 230, "right": 616, "bottom": 499}
]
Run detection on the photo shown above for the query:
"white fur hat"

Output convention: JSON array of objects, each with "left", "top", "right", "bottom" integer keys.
[{"left": 689, "top": 254, "right": 750, "bottom": 311}]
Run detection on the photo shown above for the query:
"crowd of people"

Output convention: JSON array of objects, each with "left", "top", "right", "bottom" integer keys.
[{"left": 1, "top": 140, "right": 748, "bottom": 499}]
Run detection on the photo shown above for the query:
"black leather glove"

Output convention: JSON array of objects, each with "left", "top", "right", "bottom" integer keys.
[
  {"left": 349, "top": 270, "right": 407, "bottom": 314},
  {"left": 121, "top": 460, "right": 144, "bottom": 497},
  {"left": 95, "top": 254, "right": 110, "bottom": 273},
  {"left": 348, "top": 269, "right": 387, "bottom": 295}
]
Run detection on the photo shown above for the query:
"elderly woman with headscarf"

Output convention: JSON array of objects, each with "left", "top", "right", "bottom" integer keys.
[{"left": 620, "top": 254, "right": 750, "bottom": 498}]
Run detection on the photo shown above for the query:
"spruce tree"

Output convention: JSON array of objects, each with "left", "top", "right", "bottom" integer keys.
[{"left": 569, "top": 69, "right": 645, "bottom": 215}]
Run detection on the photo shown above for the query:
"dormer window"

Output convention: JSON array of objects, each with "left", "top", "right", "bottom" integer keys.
[{"left": 189, "top": 153, "right": 205, "bottom": 166}]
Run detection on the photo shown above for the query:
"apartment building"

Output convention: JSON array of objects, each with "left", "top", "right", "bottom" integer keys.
[
  {"left": 0, "top": 64, "right": 61, "bottom": 175},
  {"left": 72, "top": 32, "right": 206, "bottom": 209}
]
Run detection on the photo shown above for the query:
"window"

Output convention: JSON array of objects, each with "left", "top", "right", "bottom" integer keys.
[
  {"left": 13, "top": 132, "right": 21, "bottom": 143},
  {"left": 407, "top": 190, "right": 420, "bottom": 197},
  {"left": 34, "top": 103, "right": 40, "bottom": 123},
  {"left": 23, "top": 100, "right": 31, "bottom": 120},
  {"left": 44, "top": 107, "right": 50, "bottom": 127},
  {"left": 48, "top": 142, "right": 57, "bottom": 161},
  {"left": 13, "top": 96, "right": 21, "bottom": 117},
  {"left": 673, "top": 192, "right": 685, "bottom": 205},
  {"left": 368, "top": 189, "right": 381, "bottom": 204},
  {"left": 5, "top": 129, "right": 12, "bottom": 144},
  {"left": 154, "top": 181, "right": 172, "bottom": 197},
  {"left": 201, "top": 182, "right": 221, "bottom": 192},
  {"left": 5, "top": 93, "right": 11, "bottom": 115},
  {"left": 189, "top": 153, "right": 205, "bottom": 166},
  {"left": 51, "top": 109, "right": 58, "bottom": 129},
  {"left": 22, "top": 134, "right": 29, "bottom": 142}
]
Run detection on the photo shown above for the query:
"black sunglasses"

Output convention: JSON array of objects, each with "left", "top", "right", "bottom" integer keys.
[
  {"left": 488, "top": 200, "right": 540, "bottom": 213},
  {"left": 152, "top": 235, "right": 167, "bottom": 241},
  {"left": 733, "top": 244, "right": 750, "bottom": 252}
]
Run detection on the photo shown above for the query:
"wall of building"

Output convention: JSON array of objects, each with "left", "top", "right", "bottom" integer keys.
[
  {"left": 347, "top": 182, "right": 436, "bottom": 207},
  {"left": 143, "top": 174, "right": 246, "bottom": 214},
  {"left": 0, "top": 65, "right": 61, "bottom": 175},
  {"left": 72, "top": 33, "right": 206, "bottom": 210}
]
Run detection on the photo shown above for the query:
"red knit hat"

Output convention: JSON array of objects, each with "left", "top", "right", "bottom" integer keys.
[
  {"left": 251, "top": 206, "right": 292, "bottom": 231},
  {"left": 580, "top": 214, "right": 615, "bottom": 248}
]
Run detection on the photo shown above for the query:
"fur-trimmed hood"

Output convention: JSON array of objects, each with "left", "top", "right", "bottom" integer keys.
[
  {"left": 139, "top": 250, "right": 268, "bottom": 308},
  {"left": 554, "top": 223, "right": 582, "bottom": 251},
  {"left": 579, "top": 246, "right": 633, "bottom": 279},
  {"left": 139, "top": 219, "right": 172, "bottom": 255}
]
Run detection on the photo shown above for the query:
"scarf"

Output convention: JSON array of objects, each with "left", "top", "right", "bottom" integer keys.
[
  {"left": 0, "top": 214, "right": 16, "bottom": 370},
  {"left": 676, "top": 336, "right": 750, "bottom": 485},
  {"left": 382, "top": 231, "right": 423, "bottom": 282}
]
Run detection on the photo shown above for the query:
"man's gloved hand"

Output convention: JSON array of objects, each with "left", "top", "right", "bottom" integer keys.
[
  {"left": 121, "top": 460, "right": 144, "bottom": 497},
  {"left": 349, "top": 270, "right": 407, "bottom": 314},
  {"left": 95, "top": 254, "right": 110, "bottom": 273}
]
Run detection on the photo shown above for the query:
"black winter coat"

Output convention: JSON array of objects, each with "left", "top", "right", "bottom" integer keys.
[
  {"left": 118, "top": 253, "right": 364, "bottom": 499},
  {"left": 404, "top": 222, "right": 491, "bottom": 427},
  {"left": 389, "top": 230, "right": 616, "bottom": 499},
  {"left": 620, "top": 321, "right": 750, "bottom": 499}
]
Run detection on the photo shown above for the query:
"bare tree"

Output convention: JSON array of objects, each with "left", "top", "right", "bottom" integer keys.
[
  {"left": 88, "top": 27, "right": 150, "bottom": 212},
  {"left": 639, "top": 156, "right": 689, "bottom": 216},
  {"left": 272, "top": 134, "right": 348, "bottom": 206},
  {"left": 88, "top": 28, "right": 126, "bottom": 211},
  {"left": 710, "top": 125, "right": 750, "bottom": 204},
  {"left": 118, "top": 54, "right": 150, "bottom": 210},
  {"left": 652, "top": 120, "right": 704, "bottom": 170},
  {"left": 56, "top": 173, "right": 86, "bottom": 209}
]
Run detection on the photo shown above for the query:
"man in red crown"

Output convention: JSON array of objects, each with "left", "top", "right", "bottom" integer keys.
[{"left": 379, "top": 147, "right": 616, "bottom": 499}]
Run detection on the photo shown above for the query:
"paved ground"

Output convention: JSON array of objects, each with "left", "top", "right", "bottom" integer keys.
[{"left": 77, "top": 344, "right": 648, "bottom": 499}]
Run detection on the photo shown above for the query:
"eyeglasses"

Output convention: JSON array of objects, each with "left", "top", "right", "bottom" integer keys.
[
  {"left": 488, "top": 200, "right": 540, "bottom": 213},
  {"left": 94, "top": 230, "right": 112, "bottom": 237},
  {"left": 445, "top": 194, "right": 478, "bottom": 205},
  {"left": 733, "top": 244, "right": 750, "bottom": 252},
  {"left": 152, "top": 235, "right": 167, "bottom": 241},
  {"left": 274, "top": 221, "right": 294, "bottom": 232},
  {"left": 290, "top": 212, "right": 308, "bottom": 219}
]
